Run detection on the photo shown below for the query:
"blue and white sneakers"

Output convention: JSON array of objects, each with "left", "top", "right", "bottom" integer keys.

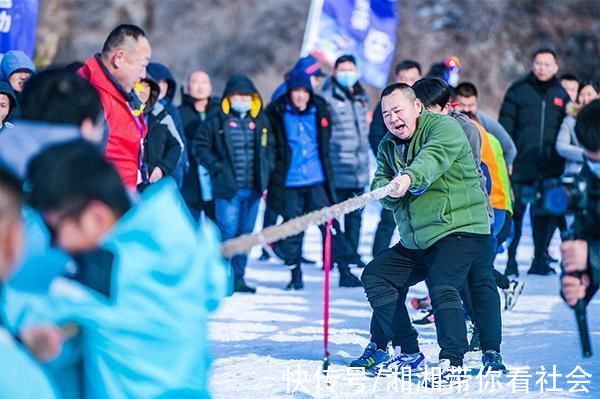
[
  {"left": 349, "top": 342, "right": 390, "bottom": 371},
  {"left": 373, "top": 347, "right": 426, "bottom": 376}
]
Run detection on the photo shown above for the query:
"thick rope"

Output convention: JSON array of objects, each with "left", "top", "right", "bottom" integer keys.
[{"left": 221, "top": 182, "right": 399, "bottom": 258}]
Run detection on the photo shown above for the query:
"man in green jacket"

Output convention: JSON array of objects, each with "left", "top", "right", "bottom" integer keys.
[{"left": 352, "top": 83, "right": 503, "bottom": 386}]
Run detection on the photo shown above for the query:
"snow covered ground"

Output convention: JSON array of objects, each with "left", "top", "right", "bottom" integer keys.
[{"left": 209, "top": 200, "right": 599, "bottom": 398}]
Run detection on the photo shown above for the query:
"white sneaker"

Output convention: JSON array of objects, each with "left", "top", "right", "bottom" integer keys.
[
  {"left": 503, "top": 280, "right": 525, "bottom": 311},
  {"left": 424, "top": 359, "right": 469, "bottom": 388}
]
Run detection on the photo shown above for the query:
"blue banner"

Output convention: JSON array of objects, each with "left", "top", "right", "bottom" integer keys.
[
  {"left": 0, "top": 0, "right": 38, "bottom": 57},
  {"left": 309, "top": 0, "right": 398, "bottom": 88}
]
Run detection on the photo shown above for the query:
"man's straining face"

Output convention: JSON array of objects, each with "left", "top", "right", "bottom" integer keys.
[
  {"left": 381, "top": 89, "right": 422, "bottom": 141},
  {"left": 455, "top": 95, "right": 478, "bottom": 117}
]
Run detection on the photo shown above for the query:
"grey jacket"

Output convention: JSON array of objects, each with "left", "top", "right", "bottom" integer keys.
[
  {"left": 555, "top": 115, "right": 584, "bottom": 175},
  {"left": 321, "top": 81, "right": 370, "bottom": 189},
  {"left": 476, "top": 110, "right": 517, "bottom": 167},
  {"left": 450, "top": 110, "right": 493, "bottom": 222}
]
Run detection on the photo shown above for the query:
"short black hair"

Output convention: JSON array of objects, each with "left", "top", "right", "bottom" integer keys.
[
  {"left": 0, "top": 165, "right": 23, "bottom": 220},
  {"left": 456, "top": 82, "right": 478, "bottom": 98},
  {"left": 20, "top": 68, "right": 102, "bottom": 126},
  {"left": 27, "top": 141, "right": 131, "bottom": 218},
  {"left": 63, "top": 61, "right": 85, "bottom": 73},
  {"left": 380, "top": 82, "right": 416, "bottom": 102},
  {"left": 102, "top": 24, "right": 146, "bottom": 54},
  {"left": 334, "top": 54, "right": 357, "bottom": 69},
  {"left": 560, "top": 73, "right": 579, "bottom": 83},
  {"left": 578, "top": 80, "right": 600, "bottom": 98},
  {"left": 395, "top": 60, "right": 421, "bottom": 76},
  {"left": 575, "top": 99, "right": 600, "bottom": 152},
  {"left": 532, "top": 47, "right": 557, "bottom": 61},
  {"left": 412, "top": 77, "right": 451, "bottom": 109}
]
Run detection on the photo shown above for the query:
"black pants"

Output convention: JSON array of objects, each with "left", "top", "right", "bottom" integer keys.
[
  {"left": 277, "top": 184, "right": 353, "bottom": 266},
  {"left": 372, "top": 207, "right": 396, "bottom": 257},
  {"left": 362, "top": 233, "right": 500, "bottom": 366},
  {"left": 509, "top": 183, "right": 561, "bottom": 264},
  {"left": 262, "top": 197, "right": 278, "bottom": 229},
  {"left": 186, "top": 200, "right": 215, "bottom": 222},
  {"left": 335, "top": 188, "right": 364, "bottom": 262}
]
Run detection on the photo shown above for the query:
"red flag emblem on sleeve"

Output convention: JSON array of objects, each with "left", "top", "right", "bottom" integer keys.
[
  {"left": 321, "top": 117, "right": 329, "bottom": 127},
  {"left": 554, "top": 97, "right": 564, "bottom": 107}
]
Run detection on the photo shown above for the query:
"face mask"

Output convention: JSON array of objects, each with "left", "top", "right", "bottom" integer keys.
[
  {"left": 336, "top": 71, "right": 359, "bottom": 88},
  {"left": 586, "top": 158, "right": 600, "bottom": 179},
  {"left": 446, "top": 68, "right": 460, "bottom": 88},
  {"left": 230, "top": 99, "right": 252, "bottom": 114}
]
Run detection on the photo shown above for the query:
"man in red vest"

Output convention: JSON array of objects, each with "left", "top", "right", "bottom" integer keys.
[{"left": 79, "top": 24, "right": 152, "bottom": 189}]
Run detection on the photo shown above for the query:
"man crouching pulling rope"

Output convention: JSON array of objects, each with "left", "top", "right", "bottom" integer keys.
[{"left": 351, "top": 83, "right": 505, "bottom": 386}]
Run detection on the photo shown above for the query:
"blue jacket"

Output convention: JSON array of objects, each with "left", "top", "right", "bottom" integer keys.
[{"left": 6, "top": 180, "right": 227, "bottom": 398}]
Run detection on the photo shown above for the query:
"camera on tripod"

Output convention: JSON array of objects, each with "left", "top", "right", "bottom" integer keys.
[{"left": 520, "top": 175, "right": 588, "bottom": 217}]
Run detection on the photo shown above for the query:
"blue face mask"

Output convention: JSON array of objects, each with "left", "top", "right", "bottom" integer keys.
[
  {"left": 336, "top": 71, "right": 359, "bottom": 89},
  {"left": 586, "top": 158, "right": 600, "bottom": 179},
  {"left": 230, "top": 99, "right": 252, "bottom": 114}
]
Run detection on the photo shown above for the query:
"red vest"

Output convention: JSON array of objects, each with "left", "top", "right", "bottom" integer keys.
[{"left": 78, "top": 56, "right": 147, "bottom": 189}]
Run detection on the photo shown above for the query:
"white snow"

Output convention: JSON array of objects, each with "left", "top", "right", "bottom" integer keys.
[{"left": 209, "top": 200, "right": 599, "bottom": 398}]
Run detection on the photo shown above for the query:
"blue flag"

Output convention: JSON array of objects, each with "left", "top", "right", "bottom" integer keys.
[
  {"left": 0, "top": 0, "right": 39, "bottom": 57},
  {"left": 303, "top": 0, "right": 399, "bottom": 88}
]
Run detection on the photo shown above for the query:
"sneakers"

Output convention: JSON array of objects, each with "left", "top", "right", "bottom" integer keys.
[
  {"left": 300, "top": 256, "right": 316, "bottom": 265},
  {"left": 413, "top": 310, "right": 435, "bottom": 325},
  {"left": 285, "top": 265, "right": 304, "bottom": 290},
  {"left": 527, "top": 258, "right": 556, "bottom": 276},
  {"left": 411, "top": 296, "right": 431, "bottom": 311},
  {"left": 349, "top": 342, "right": 390, "bottom": 370},
  {"left": 504, "top": 259, "right": 519, "bottom": 277},
  {"left": 424, "top": 359, "right": 469, "bottom": 388},
  {"left": 233, "top": 277, "right": 257, "bottom": 294},
  {"left": 481, "top": 350, "right": 507, "bottom": 373},
  {"left": 374, "top": 348, "right": 425, "bottom": 375},
  {"left": 467, "top": 325, "right": 481, "bottom": 352},
  {"left": 503, "top": 280, "right": 525, "bottom": 311}
]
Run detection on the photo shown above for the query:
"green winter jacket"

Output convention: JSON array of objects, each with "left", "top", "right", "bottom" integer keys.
[{"left": 371, "top": 111, "right": 490, "bottom": 249}]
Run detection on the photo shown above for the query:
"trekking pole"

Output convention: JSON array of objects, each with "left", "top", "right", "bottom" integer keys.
[{"left": 322, "top": 219, "right": 333, "bottom": 373}]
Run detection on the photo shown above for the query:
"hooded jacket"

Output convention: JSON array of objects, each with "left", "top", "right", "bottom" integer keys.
[
  {"left": 499, "top": 73, "right": 570, "bottom": 182},
  {"left": 0, "top": 50, "right": 36, "bottom": 81},
  {"left": 145, "top": 62, "right": 187, "bottom": 187},
  {"left": 266, "top": 92, "right": 337, "bottom": 214},
  {"left": 192, "top": 75, "right": 274, "bottom": 199},
  {"left": 0, "top": 81, "right": 17, "bottom": 129},
  {"left": 78, "top": 55, "right": 148, "bottom": 189}
]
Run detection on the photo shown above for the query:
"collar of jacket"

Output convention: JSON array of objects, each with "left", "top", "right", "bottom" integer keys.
[
  {"left": 331, "top": 78, "right": 367, "bottom": 102},
  {"left": 93, "top": 54, "right": 132, "bottom": 101}
]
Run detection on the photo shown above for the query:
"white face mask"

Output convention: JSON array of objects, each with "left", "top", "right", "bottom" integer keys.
[
  {"left": 336, "top": 71, "right": 359, "bottom": 88},
  {"left": 231, "top": 99, "right": 252, "bottom": 114}
]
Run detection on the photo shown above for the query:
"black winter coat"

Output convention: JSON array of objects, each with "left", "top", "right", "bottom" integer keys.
[
  {"left": 144, "top": 115, "right": 182, "bottom": 177},
  {"left": 499, "top": 73, "right": 570, "bottom": 182},
  {"left": 178, "top": 94, "right": 221, "bottom": 204},
  {"left": 265, "top": 94, "right": 337, "bottom": 215},
  {"left": 192, "top": 108, "right": 274, "bottom": 199}
]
